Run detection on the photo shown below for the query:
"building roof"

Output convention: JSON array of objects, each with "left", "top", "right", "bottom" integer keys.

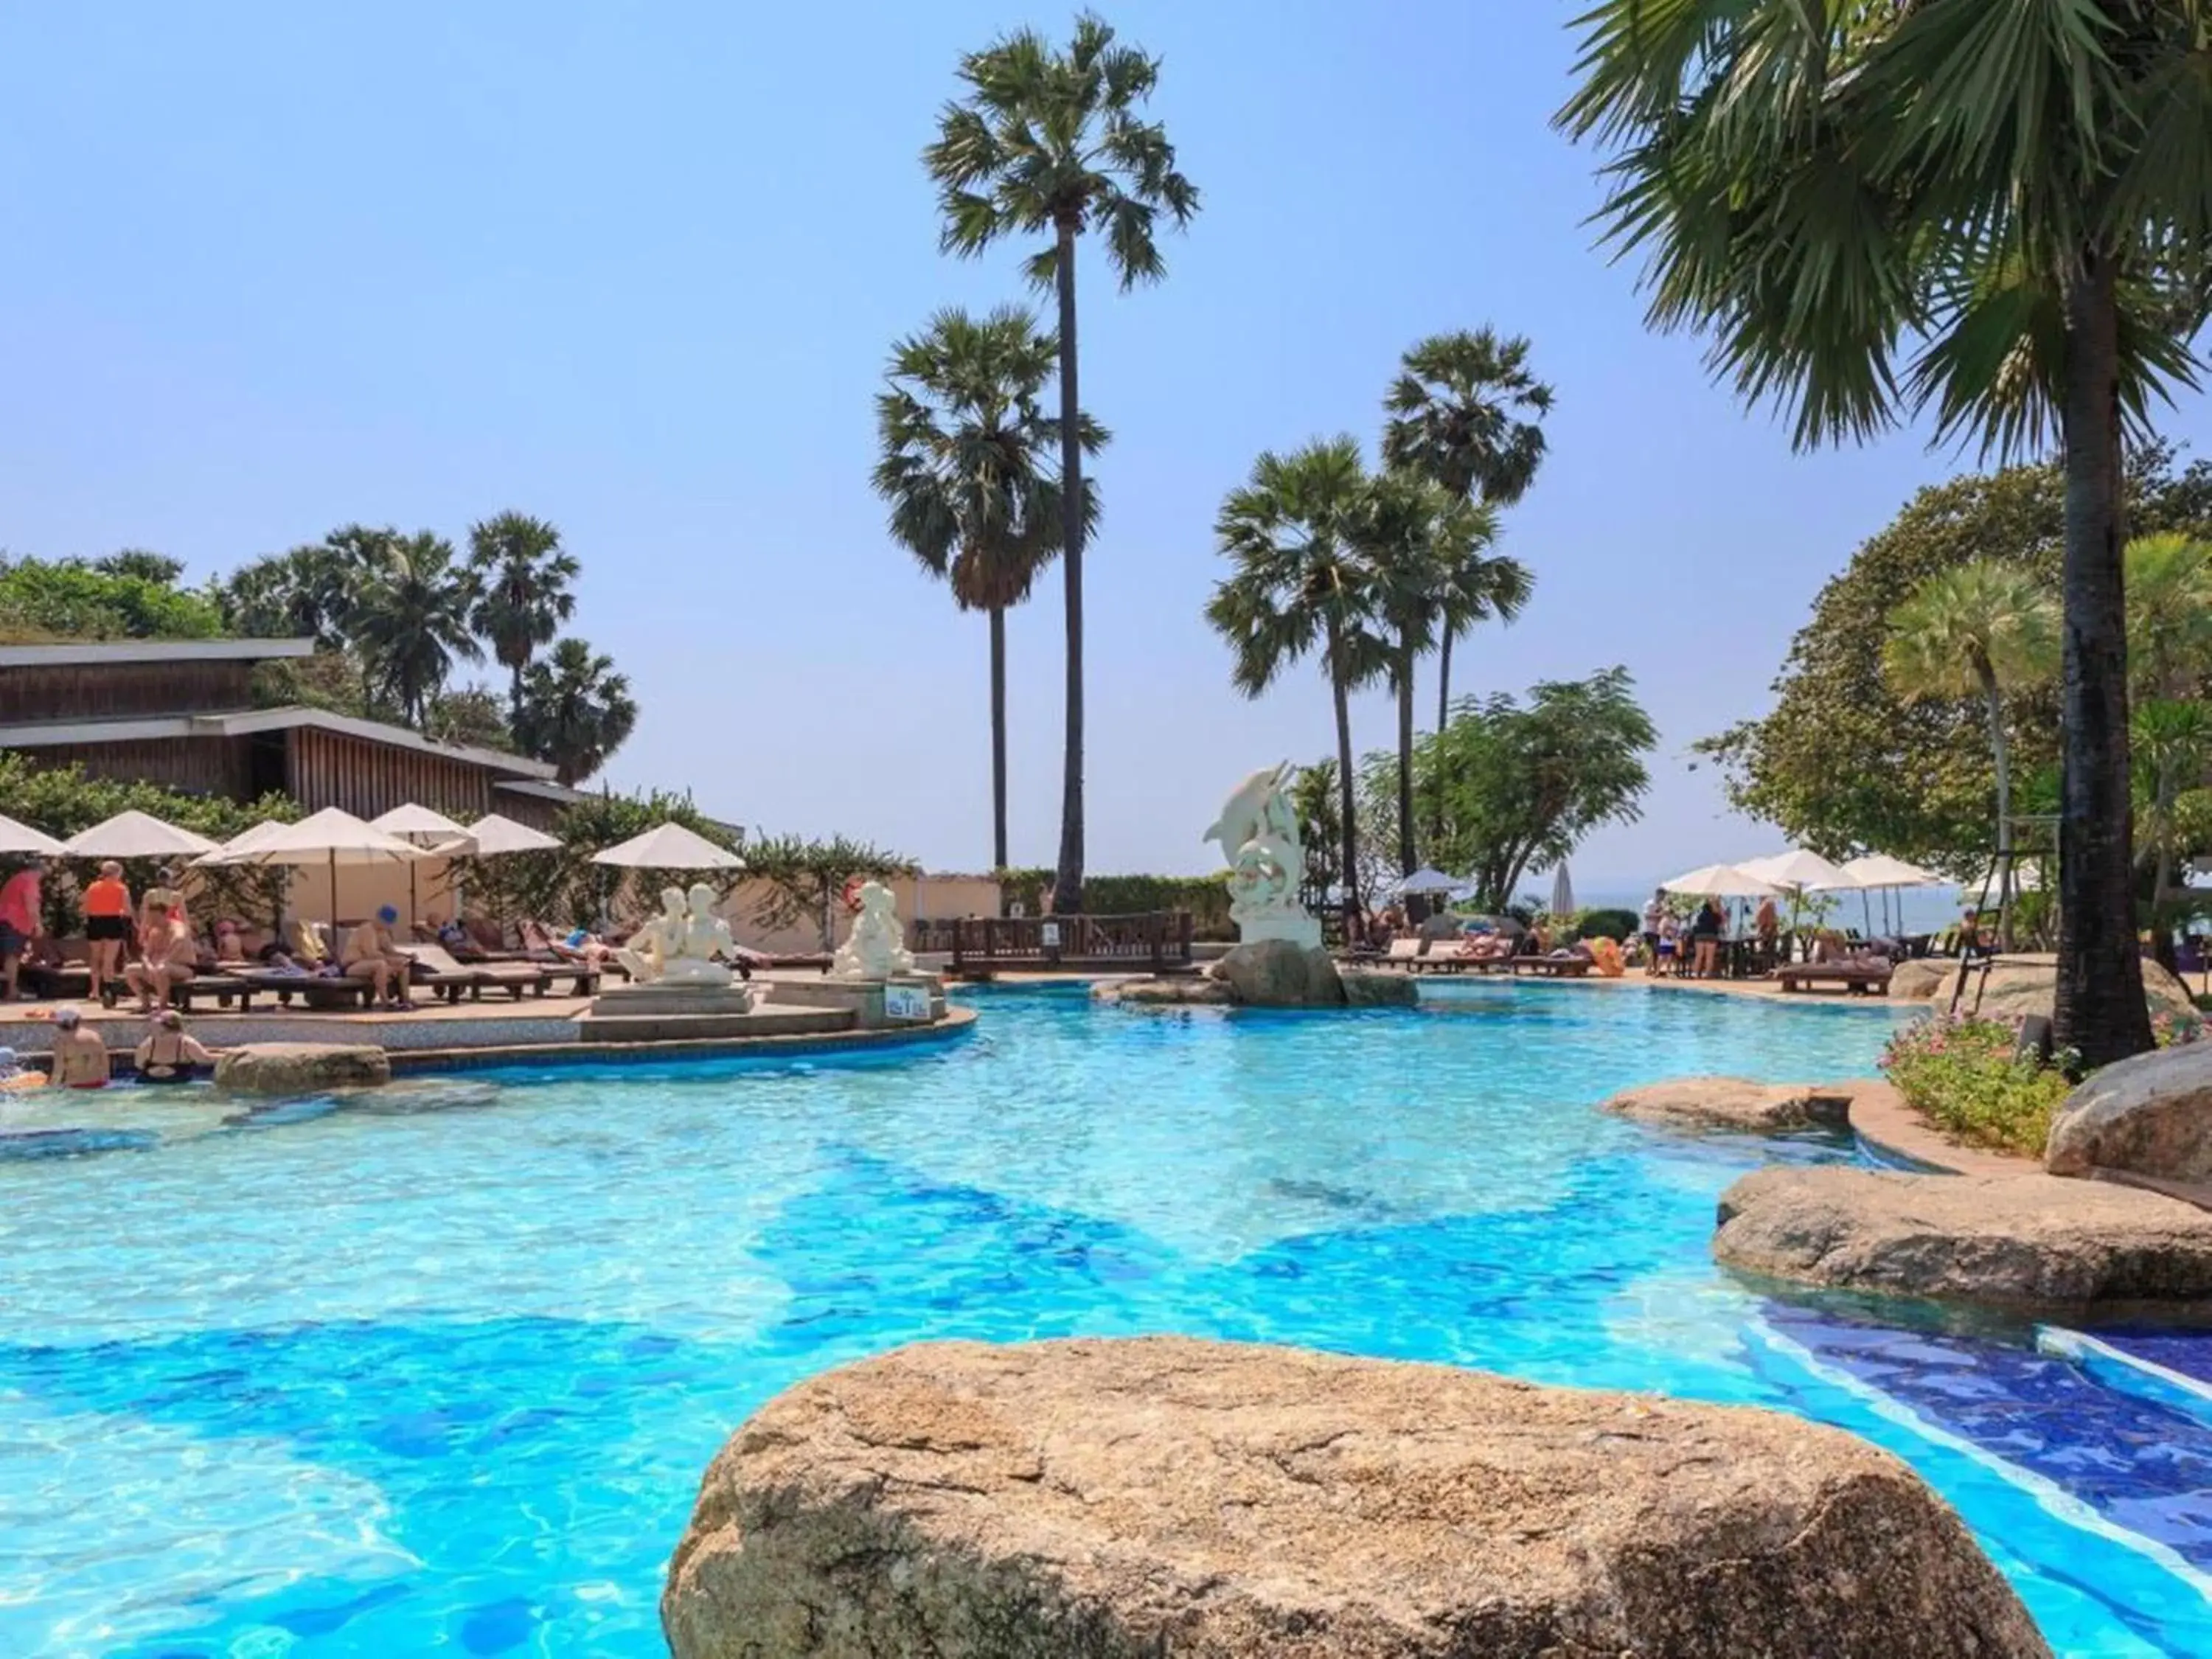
[
  {"left": 0, "top": 704, "right": 559, "bottom": 779},
  {"left": 0, "top": 638, "right": 316, "bottom": 668}
]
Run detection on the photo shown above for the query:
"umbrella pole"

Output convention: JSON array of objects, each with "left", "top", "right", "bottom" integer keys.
[{"left": 330, "top": 850, "right": 339, "bottom": 936}]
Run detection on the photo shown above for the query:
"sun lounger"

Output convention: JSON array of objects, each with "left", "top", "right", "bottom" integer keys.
[
  {"left": 170, "top": 974, "right": 252, "bottom": 1012},
  {"left": 395, "top": 945, "right": 487, "bottom": 1004},
  {"left": 1382, "top": 938, "right": 1424, "bottom": 971},
  {"left": 1513, "top": 955, "right": 1595, "bottom": 978},
  {"left": 235, "top": 972, "right": 375, "bottom": 1012},
  {"left": 1775, "top": 961, "right": 1893, "bottom": 995}
]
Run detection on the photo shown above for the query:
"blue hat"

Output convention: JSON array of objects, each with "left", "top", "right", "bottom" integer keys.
[{"left": 377, "top": 904, "right": 399, "bottom": 924}]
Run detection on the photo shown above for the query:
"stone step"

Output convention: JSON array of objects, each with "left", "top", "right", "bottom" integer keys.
[{"left": 574, "top": 1007, "right": 854, "bottom": 1044}]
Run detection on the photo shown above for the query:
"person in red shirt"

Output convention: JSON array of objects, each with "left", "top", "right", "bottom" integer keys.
[
  {"left": 81, "top": 860, "right": 132, "bottom": 997},
  {"left": 0, "top": 859, "right": 44, "bottom": 1002}
]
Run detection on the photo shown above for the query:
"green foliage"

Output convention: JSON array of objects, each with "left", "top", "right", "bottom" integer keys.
[
  {"left": 1405, "top": 668, "right": 1657, "bottom": 911},
  {"left": 512, "top": 639, "right": 637, "bottom": 787},
  {"left": 1697, "top": 451, "right": 2212, "bottom": 869},
  {"left": 0, "top": 554, "right": 225, "bottom": 641},
  {"left": 1880, "top": 1015, "right": 2076, "bottom": 1159},
  {"left": 1883, "top": 561, "right": 2058, "bottom": 707},
  {"left": 467, "top": 512, "right": 578, "bottom": 717},
  {"left": 1577, "top": 908, "right": 1639, "bottom": 942},
  {"left": 424, "top": 684, "right": 514, "bottom": 752},
  {"left": 745, "top": 834, "right": 920, "bottom": 950},
  {"left": 452, "top": 789, "right": 739, "bottom": 931},
  {"left": 349, "top": 531, "right": 483, "bottom": 728},
  {"left": 0, "top": 751, "right": 301, "bottom": 931}
]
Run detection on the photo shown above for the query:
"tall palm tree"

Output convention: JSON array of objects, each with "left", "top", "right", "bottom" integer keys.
[
  {"left": 467, "top": 512, "right": 580, "bottom": 725},
  {"left": 1559, "top": 3, "right": 2212, "bottom": 1066},
  {"left": 1206, "top": 437, "right": 1392, "bottom": 934},
  {"left": 350, "top": 532, "right": 482, "bottom": 728},
  {"left": 874, "top": 305, "right": 1102, "bottom": 872},
  {"left": 926, "top": 13, "right": 1199, "bottom": 917},
  {"left": 512, "top": 637, "right": 639, "bottom": 786},
  {"left": 1884, "top": 562, "right": 2058, "bottom": 945},
  {"left": 1381, "top": 329, "right": 1552, "bottom": 731}
]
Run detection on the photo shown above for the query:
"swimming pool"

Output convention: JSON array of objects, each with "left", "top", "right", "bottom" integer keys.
[{"left": 1, "top": 982, "right": 2207, "bottom": 1655}]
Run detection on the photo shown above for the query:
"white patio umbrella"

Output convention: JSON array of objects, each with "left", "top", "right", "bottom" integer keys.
[
  {"left": 590, "top": 822, "right": 745, "bottom": 871},
  {"left": 0, "top": 811, "right": 65, "bottom": 857},
  {"left": 434, "top": 813, "right": 563, "bottom": 857},
  {"left": 62, "top": 810, "right": 219, "bottom": 861},
  {"left": 1660, "top": 863, "right": 1780, "bottom": 898},
  {"left": 192, "top": 818, "right": 289, "bottom": 867},
  {"left": 1739, "top": 849, "right": 1853, "bottom": 891},
  {"left": 226, "top": 807, "right": 426, "bottom": 930},
  {"left": 370, "top": 804, "right": 472, "bottom": 924},
  {"left": 1840, "top": 852, "right": 1944, "bottom": 936},
  {"left": 1388, "top": 866, "right": 1464, "bottom": 899},
  {"left": 1548, "top": 860, "right": 1576, "bottom": 917}
]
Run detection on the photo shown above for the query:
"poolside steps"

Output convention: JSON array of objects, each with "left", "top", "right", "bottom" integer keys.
[{"left": 574, "top": 1006, "right": 854, "bottom": 1044}]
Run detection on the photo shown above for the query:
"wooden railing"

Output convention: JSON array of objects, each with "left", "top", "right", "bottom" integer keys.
[{"left": 949, "top": 911, "right": 1194, "bottom": 973}]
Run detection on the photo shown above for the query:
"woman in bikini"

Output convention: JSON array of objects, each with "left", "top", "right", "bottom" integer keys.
[{"left": 134, "top": 1009, "right": 215, "bottom": 1084}]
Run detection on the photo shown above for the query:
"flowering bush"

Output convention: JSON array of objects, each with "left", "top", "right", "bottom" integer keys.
[
  {"left": 1879, "top": 1015, "right": 2074, "bottom": 1158},
  {"left": 2153, "top": 1009, "right": 2207, "bottom": 1048}
]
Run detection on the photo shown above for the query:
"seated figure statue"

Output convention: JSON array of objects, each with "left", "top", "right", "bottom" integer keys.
[
  {"left": 613, "top": 887, "right": 686, "bottom": 984},
  {"left": 832, "top": 880, "right": 914, "bottom": 980},
  {"left": 662, "top": 883, "right": 738, "bottom": 987}
]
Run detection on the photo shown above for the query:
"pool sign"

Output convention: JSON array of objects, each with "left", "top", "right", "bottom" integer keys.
[{"left": 883, "top": 984, "right": 931, "bottom": 1022}]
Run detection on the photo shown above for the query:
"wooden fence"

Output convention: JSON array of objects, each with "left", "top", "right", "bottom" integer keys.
[{"left": 947, "top": 911, "right": 1194, "bottom": 975}]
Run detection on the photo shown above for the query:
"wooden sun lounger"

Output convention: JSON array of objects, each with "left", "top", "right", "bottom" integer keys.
[
  {"left": 170, "top": 974, "right": 253, "bottom": 1012},
  {"left": 235, "top": 972, "right": 375, "bottom": 1012},
  {"left": 1513, "top": 956, "right": 1595, "bottom": 978},
  {"left": 1775, "top": 961, "right": 1893, "bottom": 995},
  {"left": 1381, "top": 939, "right": 1424, "bottom": 971}
]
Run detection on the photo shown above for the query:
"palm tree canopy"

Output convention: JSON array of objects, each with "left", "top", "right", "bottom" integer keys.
[
  {"left": 467, "top": 512, "right": 578, "bottom": 678},
  {"left": 2126, "top": 533, "right": 2212, "bottom": 699},
  {"left": 350, "top": 531, "right": 481, "bottom": 724},
  {"left": 1556, "top": 1, "right": 2212, "bottom": 455},
  {"left": 1382, "top": 329, "right": 1555, "bottom": 505},
  {"left": 1883, "top": 560, "right": 2059, "bottom": 704},
  {"left": 513, "top": 637, "right": 638, "bottom": 787},
  {"left": 1206, "top": 437, "right": 1394, "bottom": 698},
  {"left": 872, "top": 305, "right": 1103, "bottom": 612},
  {"left": 924, "top": 11, "right": 1199, "bottom": 290}
]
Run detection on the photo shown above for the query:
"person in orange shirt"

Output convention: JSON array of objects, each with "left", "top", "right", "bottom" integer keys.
[{"left": 82, "top": 860, "right": 132, "bottom": 996}]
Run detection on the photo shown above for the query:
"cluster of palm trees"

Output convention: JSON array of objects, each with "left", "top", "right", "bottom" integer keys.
[
  {"left": 220, "top": 513, "right": 636, "bottom": 786},
  {"left": 1888, "top": 537, "right": 2212, "bottom": 958},
  {"left": 1207, "top": 330, "right": 1551, "bottom": 929},
  {"left": 875, "top": 15, "right": 1197, "bottom": 898}
]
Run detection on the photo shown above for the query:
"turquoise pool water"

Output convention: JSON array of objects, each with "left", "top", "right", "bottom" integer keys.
[{"left": 1, "top": 982, "right": 2208, "bottom": 1655}]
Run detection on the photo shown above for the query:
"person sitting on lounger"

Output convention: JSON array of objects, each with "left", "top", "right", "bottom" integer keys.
[
  {"left": 124, "top": 903, "right": 195, "bottom": 1012},
  {"left": 47, "top": 1007, "right": 110, "bottom": 1088},
  {"left": 134, "top": 1009, "right": 215, "bottom": 1084},
  {"left": 343, "top": 907, "right": 416, "bottom": 1009}
]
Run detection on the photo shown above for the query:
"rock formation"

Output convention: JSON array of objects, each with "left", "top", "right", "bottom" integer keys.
[
  {"left": 664, "top": 1336, "right": 2046, "bottom": 1659},
  {"left": 212, "top": 1043, "right": 390, "bottom": 1094},
  {"left": 2047, "top": 1043, "right": 2212, "bottom": 1183},
  {"left": 1602, "top": 1076, "right": 1855, "bottom": 1133},
  {"left": 1715, "top": 1165, "right": 2212, "bottom": 1306}
]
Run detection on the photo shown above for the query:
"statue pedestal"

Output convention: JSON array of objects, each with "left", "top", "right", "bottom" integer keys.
[
  {"left": 588, "top": 982, "right": 759, "bottom": 1019},
  {"left": 1237, "top": 914, "right": 1323, "bottom": 950}
]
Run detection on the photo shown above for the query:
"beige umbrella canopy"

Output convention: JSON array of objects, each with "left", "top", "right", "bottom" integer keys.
[
  {"left": 370, "top": 804, "right": 473, "bottom": 921},
  {"left": 193, "top": 819, "right": 289, "bottom": 867},
  {"left": 1660, "top": 863, "right": 1780, "bottom": 898},
  {"left": 1737, "top": 849, "right": 1854, "bottom": 891},
  {"left": 61, "top": 810, "right": 219, "bottom": 861},
  {"left": 590, "top": 822, "right": 745, "bottom": 871},
  {"left": 0, "top": 811, "right": 66, "bottom": 858},
  {"left": 226, "top": 807, "right": 426, "bottom": 927},
  {"left": 435, "top": 813, "right": 563, "bottom": 857}
]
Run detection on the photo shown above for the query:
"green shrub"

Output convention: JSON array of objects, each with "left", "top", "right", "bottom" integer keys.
[
  {"left": 1879, "top": 1015, "right": 2074, "bottom": 1158},
  {"left": 996, "top": 868, "right": 1234, "bottom": 938},
  {"left": 0, "top": 555, "right": 225, "bottom": 641},
  {"left": 1578, "top": 907, "right": 1639, "bottom": 941}
]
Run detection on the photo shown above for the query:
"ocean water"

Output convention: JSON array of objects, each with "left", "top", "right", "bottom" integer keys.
[{"left": 0, "top": 982, "right": 2207, "bottom": 1655}]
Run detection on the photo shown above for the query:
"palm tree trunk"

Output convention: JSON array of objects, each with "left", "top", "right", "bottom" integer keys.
[
  {"left": 990, "top": 604, "right": 1009, "bottom": 873},
  {"left": 1331, "top": 639, "right": 1360, "bottom": 939},
  {"left": 1396, "top": 631, "right": 1416, "bottom": 882},
  {"left": 1049, "top": 222, "right": 1086, "bottom": 918},
  {"left": 1429, "top": 630, "right": 1453, "bottom": 844},
  {"left": 1980, "top": 667, "right": 2013, "bottom": 950},
  {"left": 2056, "top": 248, "right": 2152, "bottom": 1067},
  {"left": 510, "top": 661, "right": 525, "bottom": 728}
]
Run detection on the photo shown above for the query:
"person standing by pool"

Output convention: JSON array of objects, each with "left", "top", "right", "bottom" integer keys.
[
  {"left": 1640, "top": 889, "right": 1667, "bottom": 976},
  {"left": 0, "top": 858, "right": 44, "bottom": 1002},
  {"left": 134, "top": 1009, "right": 215, "bottom": 1083},
  {"left": 46, "top": 1006, "right": 110, "bottom": 1088},
  {"left": 82, "top": 860, "right": 132, "bottom": 999},
  {"left": 1753, "top": 893, "right": 1781, "bottom": 967},
  {"left": 1689, "top": 898, "right": 1723, "bottom": 978}
]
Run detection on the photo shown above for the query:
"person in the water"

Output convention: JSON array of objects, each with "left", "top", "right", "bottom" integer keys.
[
  {"left": 47, "top": 1008, "right": 111, "bottom": 1089},
  {"left": 134, "top": 1009, "right": 215, "bottom": 1084}
]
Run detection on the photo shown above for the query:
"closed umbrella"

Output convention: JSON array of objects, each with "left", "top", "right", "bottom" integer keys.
[
  {"left": 371, "top": 804, "right": 472, "bottom": 924},
  {"left": 62, "top": 810, "right": 219, "bottom": 861},
  {"left": 590, "top": 822, "right": 745, "bottom": 871},
  {"left": 226, "top": 807, "right": 426, "bottom": 931},
  {"left": 0, "top": 812, "right": 65, "bottom": 857},
  {"left": 1548, "top": 860, "right": 1576, "bottom": 919}
]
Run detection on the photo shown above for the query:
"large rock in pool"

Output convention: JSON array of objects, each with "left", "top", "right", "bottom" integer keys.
[
  {"left": 1603, "top": 1075, "right": 1854, "bottom": 1133},
  {"left": 2048, "top": 1042, "right": 2212, "bottom": 1182},
  {"left": 1209, "top": 939, "right": 1344, "bottom": 1007},
  {"left": 1339, "top": 967, "right": 1417, "bottom": 1007},
  {"left": 1095, "top": 977, "right": 1235, "bottom": 1008},
  {"left": 213, "top": 1043, "right": 389, "bottom": 1094},
  {"left": 1715, "top": 1165, "right": 2212, "bottom": 1307},
  {"left": 663, "top": 1337, "right": 2047, "bottom": 1658}
]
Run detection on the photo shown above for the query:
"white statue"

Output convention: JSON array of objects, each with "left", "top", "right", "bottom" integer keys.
[
  {"left": 1204, "top": 762, "right": 1321, "bottom": 948},
  {"left": 832, "top": 880, "right": 915, "bottom": 980},
  {"left": 616, "top": 883, "right": 737, "bottom": 987}
]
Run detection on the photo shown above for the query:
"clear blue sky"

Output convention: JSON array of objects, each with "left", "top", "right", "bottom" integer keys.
[{"left": 5, "top": 3, "right": 2206, "bottom": 889}]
